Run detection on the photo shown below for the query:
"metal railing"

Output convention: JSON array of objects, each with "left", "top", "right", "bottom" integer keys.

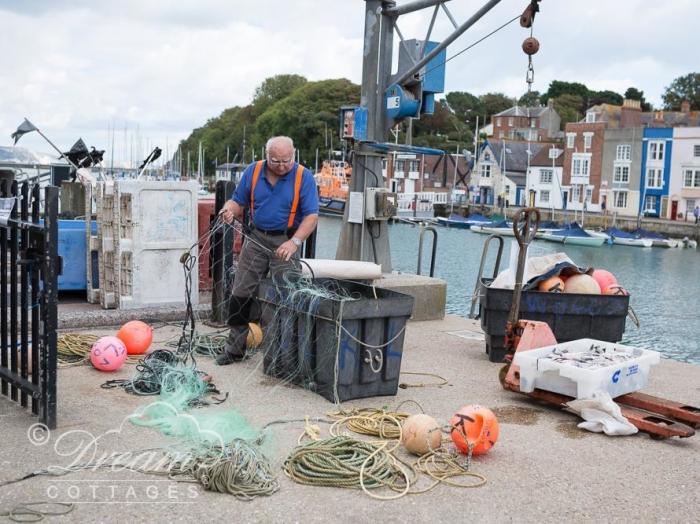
[
  {"left": 0, "top": 181, "right": 59, "bottom": 428},
  {"left": 416, "top": 224, "right": 438, "bottom": 277}
]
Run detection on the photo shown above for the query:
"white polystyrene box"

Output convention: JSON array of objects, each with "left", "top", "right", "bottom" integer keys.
[{"left": 513, "top": 339, "right": 661, "bottom": 399}]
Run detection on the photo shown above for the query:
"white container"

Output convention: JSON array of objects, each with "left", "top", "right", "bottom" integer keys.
[
  {"left": 513, "top": 339, "right": 660, "bottom": 399},
  {"left": 113, "top": 180, "right": 198, "bottom": 309}
]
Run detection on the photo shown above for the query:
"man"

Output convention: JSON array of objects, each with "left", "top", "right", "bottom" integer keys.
[
  {"left": 218, "top": 136, "right": 319, "bottom": 365},
  {"left": 694, "top": 205, "right": 699, "bottom": 224}
]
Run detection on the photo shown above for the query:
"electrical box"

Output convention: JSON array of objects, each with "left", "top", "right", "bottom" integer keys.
[
  {"left": 339, "top": 106, "right": 368, "bottom": 141},
  {"left": 365, "top": 187, "right": 397, "bottom": 220}
]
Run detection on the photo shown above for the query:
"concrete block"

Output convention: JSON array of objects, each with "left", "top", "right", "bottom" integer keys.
[{"left": 374, "top": 273, "right": 446, "bottom": 321}]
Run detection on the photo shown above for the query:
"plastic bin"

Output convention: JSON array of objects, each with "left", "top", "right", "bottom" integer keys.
[
  {"left": 56, "top": 220, "right": 97, "bottom": 291},
  {"left": 257, "top": 278, "right": 415, "bottom": 402},
  {"left": 513, "top": 339, "right": 660, "bottom": 398},
  {"left": 479, "top": 278, "right": 629, "bottom": 363}
]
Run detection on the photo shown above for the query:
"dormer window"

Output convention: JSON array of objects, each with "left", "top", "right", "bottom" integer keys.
[{"left": 585, "top": 111, "right": 596, "bottom": 123}]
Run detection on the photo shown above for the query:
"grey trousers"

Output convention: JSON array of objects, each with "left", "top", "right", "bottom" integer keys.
[{"left": 225, "top": 230, "right": 298, "bottom": 357}]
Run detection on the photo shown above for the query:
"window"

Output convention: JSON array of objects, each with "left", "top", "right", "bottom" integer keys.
[
  {"left": 539, "top": 169, "right": 553, "bottom": 184},
  {"left": 508, "top": 117, "right": 513, "bottom": 126},
  {"left": 480, "top": 164, "right": 491, "bottom": 178},
  {"left": 497, "top": 118, "right": 502, "bottom": 126},
  {"left": 505, "top": 185, "right": 510, "bottom": 194},
  {"left": 572, "top": 154, "right": 591, "bottom": 177},
  {"left": 694, "top": 145, "right": 700, "bottom": 157},
  {"left": 585, "top": 187, "right": 593, "bottom": 202},
  {"left": 687, "top": 199, "right": 696, "bottom": 214},
  {"left": 644, "top": 195, "right": 657, "bottom": 211},
  {"left": 572, "top": 185, "right": 581, "bottom": 202},
  {"left": 395, "top": 160, "right": 404, "bottom": 172},
  {"left": 648, "top": 141, "right": 665, "bottom": 161},
  {"left": 614, "top": 191, "right": 628, "bottom": 208},
  {"left": 540, "top": 190, "right": 550, "bottom": 203},
  {"left": 616, "top": 145, "right": 631, "bottom": 161},
  {"left": 585, "top": 111, "right": 596, "bottom": 123},
  {"left": 583, "top": 133, "right": 593, "bottom": 150},
  {"left": 409, "top": 160, "right": 420, "bottom": 172},
  {"left": 484, "top": 152, "right": 490, "bottom": 161},
  {"left": 614, "top": 164, "right": 630, "bottom": 183},
  {"left": 566, "top": 133, "right": 575, "bottom": 149},
  {"left": 683, "top": 169, "right": 700, "bottom": 188},
  {"left": 646, "top": 168, "right": 663, "bottom": 189},
  {"left": 382, "top": 159, "right": 387, "bottom": 171},
  {"left": 530, "top": 119, "right": 537, "bottom": 128}
]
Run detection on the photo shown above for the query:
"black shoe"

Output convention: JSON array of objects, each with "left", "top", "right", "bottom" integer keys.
[{"left": 215, "top": 352, "right": 245, "bottom": 366}]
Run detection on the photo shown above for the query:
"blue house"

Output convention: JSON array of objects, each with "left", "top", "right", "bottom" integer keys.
[{"left": 639, "top": 128, "right": 673, "bottom": 217}]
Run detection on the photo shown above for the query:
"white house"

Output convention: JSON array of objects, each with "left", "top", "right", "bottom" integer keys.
[
  {"left": 670, "top": 127, "right": 700, "bottom": 220},
  {"left": 526, "top": 144, "right": 565, "bottom": 210}
]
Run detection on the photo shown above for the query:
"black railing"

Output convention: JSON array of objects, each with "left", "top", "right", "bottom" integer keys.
[{"left": 0, "top": 182, "right": 59, "bottom": 429}]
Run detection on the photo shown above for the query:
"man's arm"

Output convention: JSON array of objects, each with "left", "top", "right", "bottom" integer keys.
[
  {"left": 275, "top": 213, "right": 318, "bottom": 262},
  {"left": 220, "top": 199, "right": 243, "bottom": 223}
]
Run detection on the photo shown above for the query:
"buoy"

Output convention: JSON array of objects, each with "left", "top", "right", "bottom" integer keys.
[
  {"left": 563, "top": 274, "right": 600, "bottom": 294},
  {"left": 90, "top": 336, "right": 127, "bottom": 372},
  {"left": 246, "top": 322, "right": 263, "bottom": 348},
  {"left": 591, "top": 269, "right": 618, "bottom": 293},
  {"left": 603, "top": 284, "right": 629, "bottom": 296},
  {"left": 401, "top": 414, "right": 442, "bottom": 455},
  {"left": 537, "top": 276, "right": 564, "bottom": 293},
  {"left": 116, "top": 320, "right": 153, "bottom": 355},
  {"left": 450, "top": 405, "right": 499, "bottom": 456}
]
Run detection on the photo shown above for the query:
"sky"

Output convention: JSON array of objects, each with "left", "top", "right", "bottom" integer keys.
[{"left": 0, "top": 0, "right": 696, "bottom": 166}]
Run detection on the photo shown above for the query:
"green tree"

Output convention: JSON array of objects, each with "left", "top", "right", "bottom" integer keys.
[
  {"left": 662, "top": 72, "right": 700, "bottom": 110},
  {"left": 254, "top": 78, "right": 360, "bottom": 164},
  {"left": 624, "top": 87, "right": 652, "bottom": 111},
  {"left": 552, "top": 94, "right": 584, "bottom": 126},
  {"left": 589, "top": 89, "right": 623, "bottom": 106},
  {"left": 479, "top": 92, "right": 513, "bottom": 122},
  {"left": 252, "top": 74, "right": 308, "bottom": 115},
  {"left": 541, "top": 80, "right": 589, "bottom": 104},
  {"left": 445, "top": 91, "right": 484, "bottom": 122},
  {"left": 518, "top": 90, "right": 542, "bottom": 107}
]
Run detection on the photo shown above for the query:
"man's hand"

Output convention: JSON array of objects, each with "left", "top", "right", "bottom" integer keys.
[
  {"left": 275, "top": 239, "right": 298, "bottom": 261},
  {"left": 220, "top": 200, "right": 236, "bottom": 223}
]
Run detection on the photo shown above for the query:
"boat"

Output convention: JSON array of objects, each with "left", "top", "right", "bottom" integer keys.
[
  {"left": 604, "top": 227, "right": 653, "bottom": 248},
  {"left": 315, "top": 160, "right": 350, "bottom": 218},
  {"left": 435, "top": 212, "right": 491, "bottom": 229},
  {"left": 632, "top": 228, "right": 679, "bottom": 248},
  {"left": 471, "top": 219, "right": 515, "bottom": 236},
  {"left": 540, "top": 223, "right": 607, "bottom": 247}
]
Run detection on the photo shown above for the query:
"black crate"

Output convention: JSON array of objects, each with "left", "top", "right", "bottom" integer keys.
[
  {"left": 479, "top": 278, "right": 629, "bottom": 363},
  {"left": 257, "top": 278, "right": 414, "bottom": 402}
]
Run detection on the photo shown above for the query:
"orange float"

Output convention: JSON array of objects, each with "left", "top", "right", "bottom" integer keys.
[
  {"left": 450, "top": 405, "right": 500, "bottom": 456},
  {"left": 116, "top": 320, "right": 154, "bottom": 355},
  {"left": 537, "top": 276, "right": 565, "bottom": 293}
]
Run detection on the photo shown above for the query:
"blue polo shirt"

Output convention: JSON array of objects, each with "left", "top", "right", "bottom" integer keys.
[{"left": 233, "top": 161, "right": 319, "bottom": 230}]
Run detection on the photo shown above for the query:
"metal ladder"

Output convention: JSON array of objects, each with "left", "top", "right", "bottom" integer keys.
[{"left": 468, "top": 234, "right": 504, "bottom": 319}]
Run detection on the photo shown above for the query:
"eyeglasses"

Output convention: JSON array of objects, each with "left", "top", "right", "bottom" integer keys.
[{"left": 267, "top": 157, "right": 294, "bottom": 166}]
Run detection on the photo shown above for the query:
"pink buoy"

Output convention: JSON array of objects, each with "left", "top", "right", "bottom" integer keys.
[
  {"left": 591, "top": 269, "right": 618, "bottom": 293},
  {"left": 90, "top": 336, "right": 127, "bottom": 372}
]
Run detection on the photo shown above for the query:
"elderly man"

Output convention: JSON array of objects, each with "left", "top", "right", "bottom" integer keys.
[{"left": 218, "top": 136, "right": 319, "bottom": 365}]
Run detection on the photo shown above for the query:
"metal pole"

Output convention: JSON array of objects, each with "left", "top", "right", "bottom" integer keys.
[
  {"left": 34, "top": 129, "right": 80, "bottom": 171},
  {"left": 384, "top": 0, "right": 449, "bottom": 17},
  {"left": 393, "top": 0, "right": 502, "bottom": 86}
]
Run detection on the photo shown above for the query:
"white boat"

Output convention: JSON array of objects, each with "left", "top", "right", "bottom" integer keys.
[
  {"left": 604, "top": 228, "right": 653, "bottom": 248},
  {"left": 471, "top": 220, "right": 514, "bottom": 236},
  {"left": 540, "top": 223, "right": 607, "bottom": 247},
  {"left": 632, "top": 228, "right": 679, "bottom": 248}
]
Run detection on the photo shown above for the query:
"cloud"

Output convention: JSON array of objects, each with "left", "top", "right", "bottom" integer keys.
[{"left": 0, "top": 0, "right": 696, "bottom": 163}]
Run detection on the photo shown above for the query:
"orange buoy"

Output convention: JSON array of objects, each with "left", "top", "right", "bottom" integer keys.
[
  {"left": 591, "top": 269, "right": 618, "bottom": 293},
  {"left": 537, "top": 276, "right": 565, "bottom": 293},
  {"left": 563, "top": 274, "right": 600, "bottom": 294},
  {"left": 116, "top": 320, "right": 154, "bottom": 355},
  {"left": 603, "top": 284, "right": 629, "bottom": 296},
  {"left": 450, "top": 405, "right": 500, "bottom": 456},
  {"left": 246, "top": 322, "right": 263, "bottom": 348}
]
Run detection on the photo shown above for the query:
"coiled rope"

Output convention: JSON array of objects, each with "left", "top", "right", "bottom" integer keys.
[{"left": 0, "top": 502, "right": 74, "bottom": 523}]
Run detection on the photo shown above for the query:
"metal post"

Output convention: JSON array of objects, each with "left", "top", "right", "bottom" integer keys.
[
  {"left": 43, "top": 185, "right": 59, "bottom": 429},
  {"left": 211, "top": 180, "right": 236, "bottom": 324}
]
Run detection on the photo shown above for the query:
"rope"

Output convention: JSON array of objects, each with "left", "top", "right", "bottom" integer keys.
[
  {"left": 283, "top": 435, "right": 411, "bottom": 500},
  {"left": 0, "top": 502, "right": 74, "bottom": 523},
  {"left": 328, "top": 408, "right": 409, "bottom": 441},
  {"left": 399, "top": 371, "right": 450, "bottom": 389},
  {"left": 57, "top": 333, "right": 140, "bottom": 366}
]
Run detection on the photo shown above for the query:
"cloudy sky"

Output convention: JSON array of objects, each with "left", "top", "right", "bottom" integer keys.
[{"left": 0, "top": 0, "right": 695, "bottom": 166}]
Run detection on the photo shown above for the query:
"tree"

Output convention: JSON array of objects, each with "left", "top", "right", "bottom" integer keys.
[
  {"left": 518, "top": 90, "right": 542, "bottom": 107},
  {"left": 252, "top": 74, "right": 308, "bottom": 115},
  {"left": 479, "top": 92, "right": 512, "bottom": 123},
  {"left": 541, "top": 80, "right": 588, "bottom": 104},
  {"left": 624, "top": 87, "right": 652, "bottom": 111},
  {"left": 589, "top": 90, "right": 623, "bottom": 106},
  {"left": 552, "top": 94, "right": 584, "bottom": 126},
  {"left": 662, "top": 72, "right": 700, "bottom": 110},
  {"left": 445, "top": 91, "right": 483, "bottom": 122}
]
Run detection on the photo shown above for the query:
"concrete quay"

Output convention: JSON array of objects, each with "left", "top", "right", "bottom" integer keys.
[{"left": 1, "top": 313, "right": 698, "bottom": 523}]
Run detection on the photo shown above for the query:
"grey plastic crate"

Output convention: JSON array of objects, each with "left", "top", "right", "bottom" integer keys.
[{"left": 257, "top": 278, "right": 414, "bottom": 402}]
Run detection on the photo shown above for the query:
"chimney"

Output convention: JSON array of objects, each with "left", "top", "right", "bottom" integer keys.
[
  {"left": 681, "top": 100, "right": 691, "bottom": 113},
  {"left": 620, "top": 98, "right": 642, "bottom": 128},
  {"left": 547, "top": 98, "right": 554, "bottom": 109}
]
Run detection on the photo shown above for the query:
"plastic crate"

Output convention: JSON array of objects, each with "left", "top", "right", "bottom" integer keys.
[
  {"left": 513, "top": 339, "right": 660, "bottom": 398},
  {"left": 258, "top": 278, "right": 415, "bottom": 402},
  {"left": 479, "top": 278, "right": 629, "bottom": 363},
  {"left": 97, "top": 182, "right": 118, "bottom": 308}
]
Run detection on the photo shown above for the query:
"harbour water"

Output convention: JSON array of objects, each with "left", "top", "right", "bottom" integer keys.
[{"left": 315, "top": 216, "right": 700, "bottom": 365}]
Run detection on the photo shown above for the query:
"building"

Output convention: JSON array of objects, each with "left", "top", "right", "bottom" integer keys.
[
  {"left": 669, "top": 127, "right": 700, "bottom": 220},
  {"left": 526, "top": 144, "right": 565, "bottom": 210},
  {"left": 491, "top": 100, "right": 561, "bottom": 142},
  {"left": 600, "top": 127, "right": 644, "bottom": 217},
  {"left": 380, "top": 152, "right": 469, "bottom": 194},
  {"left": 639, "top": 128, "right": 673, "bottom": 219},
  {"left": 473, "top": 140, "right": 544, "bottom": 206},
  {"left": 562, "top": 117, "right": 605, "bottom": 212}
]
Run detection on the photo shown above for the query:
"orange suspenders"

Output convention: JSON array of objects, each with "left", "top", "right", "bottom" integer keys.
[{"left": 249, "top": 161, "right": 305, "bottom": 229}]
